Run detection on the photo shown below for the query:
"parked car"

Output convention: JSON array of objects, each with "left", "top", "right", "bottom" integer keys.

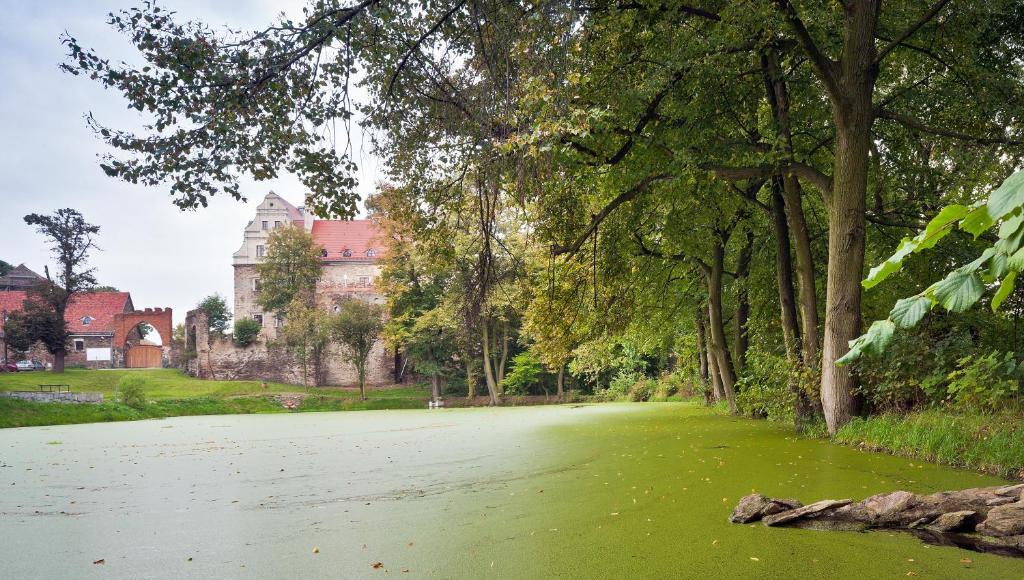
[
  {"left": 32, "top": 360, "right": 44, "bottom": 370},
  {"left": 15, "top": 360, "right": 35, "bottom": 371},
  {"left": 2, "top": 362, "right": 17, "bottom": 372}
]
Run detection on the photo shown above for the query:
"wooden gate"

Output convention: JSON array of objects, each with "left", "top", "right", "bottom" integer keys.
[{"left": 126, "top": 345, "right": 162, "bottom": 368}]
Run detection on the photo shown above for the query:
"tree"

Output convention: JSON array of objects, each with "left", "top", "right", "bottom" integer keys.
[
  {"left": 0, "top": 260, "right": 13, "bottom": 277},
  {"left": 92, "top": 285, "right": 119, "bottom": 292},
  {"left": 333, "top": 299, "right": 384, "bottom": 400},
  {"left": 233, "top": 319, "right": 261, "bottom": 347},
  {"left": 23, "top": 209, "right": 100, "bottom": 373},
  {"left": 256, "top": 226, "right": 323, "bottom": 314},
  {"left": 277, "top": 298, "right": 335, "bottom": 388},
  {"left": 197, "top": 293, "right": 232, "bottom": 336}
]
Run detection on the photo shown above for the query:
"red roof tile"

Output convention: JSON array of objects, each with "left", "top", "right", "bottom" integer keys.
[
  {"left": 311, "top": 219, "right": 384, "bottom": 262},
  {"left": 0, "top": 290, "right": 131, "bottom": 334}
]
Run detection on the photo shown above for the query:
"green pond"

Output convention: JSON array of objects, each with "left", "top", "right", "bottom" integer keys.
[{"left": 0, "top": 403, "right": 1020, "bottom": 578}]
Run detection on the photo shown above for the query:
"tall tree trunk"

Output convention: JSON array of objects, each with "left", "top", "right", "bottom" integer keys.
[
  {"left": 466, "top": 354, "right": 476, "bottom": 400},
  {"left": 53, "top": 348, "right": 65, "bottom": 374},
  {"left": 706, "top": 241, "right": 738, "bottom": 414},
  {"left": 734, "top": 231, "right": 754, "bottom": 373},
  {"left": 431, "top": 374, "right": 440, "bottom": 402},
  {"left": 819, "top": 2, "right": 878, "bottom": 434},
  {"left": 694, "top": 307, "right": 710, "bottom": 391},
  {"left": 480, "top": 322, "right": 500, "bottom": 405},
  {"left": 497, "top": 322, "right": 509, "bottom": 390},
  {"left": 556, "top": 364, "right": 565, "bottom": 401},
  {"left": 763, "top": 49, "right": 820, "bottom": 367},
  {"left": 770, "top": 178, "right": 819, "bottom": 427},
  {"left": 705, "top": 327, "right": 723, "bottom": 404}
]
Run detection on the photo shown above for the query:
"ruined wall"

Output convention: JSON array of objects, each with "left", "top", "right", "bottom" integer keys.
[{"left": 184, "top": 307, "right": 393, "bottom": 386}]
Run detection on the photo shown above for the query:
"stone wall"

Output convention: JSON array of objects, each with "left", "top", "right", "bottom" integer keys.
[
  {"left": 3, "top": 391, "right": 104, "bottom": 403},
  {"left": 184, "top": 308, "right": 393, "bottom": 386}
]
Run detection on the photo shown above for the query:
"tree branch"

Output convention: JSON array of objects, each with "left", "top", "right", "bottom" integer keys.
[
  {"left": 771, "top": 0, "right": 840, "bottom": 100},
  {"left": 554, "top": 173, "right": 674, "bottom": 257},
  {"left": 875, "top": 0, "right": 953, "bottom": 64},
  {"left": 876, "top": 108, "right": 1024, "bottom": 146},
  {"left": 386, "top": 0, "right": 468, "bottom": 99}
]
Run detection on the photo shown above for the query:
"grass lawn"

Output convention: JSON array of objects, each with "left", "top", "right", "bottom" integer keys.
[{"left": 0, "top": 368, "right": 431, "bottom": 428}]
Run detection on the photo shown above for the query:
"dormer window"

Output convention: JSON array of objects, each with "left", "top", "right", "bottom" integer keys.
[
  {"left": 81, "top": 315, "right": 93, "bottom": 326},
  {"left": 320, "top": 249, "right": 328, "bottom": 257},
  {"left": 342, "top": 248, "right": 352, "bottom": 257},
  {"left": 366, "top": 248, "right": 376, "bottom": 258}
]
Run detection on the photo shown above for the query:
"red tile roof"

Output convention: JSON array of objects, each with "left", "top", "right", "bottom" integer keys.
[
  {"left": 0, "top": 290, "right": 132, "bottom": 334},
  {"left": 311, "top": 219, "right": 384, "bottom": 262}
]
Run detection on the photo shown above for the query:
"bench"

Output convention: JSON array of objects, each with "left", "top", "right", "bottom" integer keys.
[{"left": 37, "top": 384, "right": 70, "bottom": 393}]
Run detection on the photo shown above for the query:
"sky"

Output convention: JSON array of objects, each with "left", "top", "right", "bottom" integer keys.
[{"left": 0, "top": 1, "right": 383, "bottom": 342}]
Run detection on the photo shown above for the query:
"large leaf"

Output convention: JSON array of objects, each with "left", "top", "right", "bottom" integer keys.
[
  {"left": 863, "top": 237, "right": 918, "bottom": 289},
  {"left": 918, "top": 204, "right": 970, "bottom": 250},
  {"left": 889, "top": 296, "right": 932, "bottom": 328},
  {"left": 986, "top": 169, "right": 1024, "bottom": 222},
  {"left": 929, "top": 270, "right": 984, "bottom": 313},
  {"left": 837, "top": 319, "right": 895, "bottom": 365},
  {"left": 960, "top": 205, "right": 995, "bottom": 238},
  {"left": 992, "top": 271, "right": 1017, "bottom": 312}
]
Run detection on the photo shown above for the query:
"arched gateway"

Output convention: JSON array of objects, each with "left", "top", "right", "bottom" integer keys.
[{"left": 113, "top": 308, "right": 173, "bottom": 368}]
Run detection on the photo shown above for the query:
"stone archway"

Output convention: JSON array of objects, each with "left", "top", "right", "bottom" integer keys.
[{"left": 113, "top": 308, "right": 173, "bottom": 368}]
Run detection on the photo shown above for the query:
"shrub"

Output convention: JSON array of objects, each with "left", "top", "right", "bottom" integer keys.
[
  {"left": 735, "top": 352, "right": 798, "bottom": 421},
  {"left": 117, "top": 376, "right": 148, "bottom": 410},
  {"left": 503, "top": 352, "right": 544, "bottom": 396},
  {"left": 233, "top": 318, "right": 262, "bottom": 347},
  {"left": 626, "top": 379, "right": 656, "bottom": 402},
  {"left": 945, "top": 351, "right": 1021, "bottom": 410}
]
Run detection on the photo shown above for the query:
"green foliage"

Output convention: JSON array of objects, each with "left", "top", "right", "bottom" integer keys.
[
  {"left": 255, "top": 226, "right": 323, "bottom": 314},
  {"left": 626, "top": 379, "right": 656, "bottom": 402},
  {"left": 278, "top": 299, "right": 335, "bottom": 387},
  {"left": 503, "top": 351, "right": 543, "bottom": 396},
  {"left": 117, "top": 376, "right": 147, "bottom": 410},
  {"left": 0, "top": 259, "right": 12, "bottom": 277},
  {"left": 946, "top": 352, "right": 1021, "bottom": 410},
  {"left": 844, "top": 169, "right": 1024, "bottom": 363},
  {"left": 2, "top": 295, "right": 65, "bottom": 354},
  {"left": 333, "top": 299, "right": 385, "bottom": 396},
  {"left": 736, "top": 353, "right": 797, "bottom": 421},
  {"left": 197, "top": 293, "right": 231, "bottom": 335},
  {"left": 233, "top": 318, "right": 261, "bottom": 347}
]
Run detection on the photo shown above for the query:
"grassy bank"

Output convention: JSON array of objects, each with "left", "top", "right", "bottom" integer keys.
[
  {"left": 0, "top": 368, "right": 431, "bottom": 428},
  {"left": 834, "top": 408, "right": 1024, "bottom": 480}
]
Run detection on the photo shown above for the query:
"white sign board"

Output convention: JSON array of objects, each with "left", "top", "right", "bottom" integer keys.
[{"left": 86, "top": 348, "right": 111, "bottom": 362}]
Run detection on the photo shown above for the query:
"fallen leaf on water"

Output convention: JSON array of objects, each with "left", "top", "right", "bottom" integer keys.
[
  {"left": 750, "top": 557, "right": 759, "bottom": 561},
  {"left": 407, "top": 542, "right": 415, "bottom": 548},
  {"left": 93, "top": 559, "right": 105, "bottom": 565},
  {"left": 960, "top": 558, "right": 972, "bottom": 565},
  {"left": 401, "top": 568, "right": 410, "bottom": 573},
  {"left": 312, "top": 547, "right": 320, "bottom": 554},
  {"left": 906, "top": 572, "right": 917, "bottom": 577},
  {"left": 610, "top": 512, "right": 619, "bottom": 516},
  {"left": 712, "top": 540, "right": 719, "bottom": 545},
  {"left": 372, "top": 562, "right": 383, "bottom": 569}
]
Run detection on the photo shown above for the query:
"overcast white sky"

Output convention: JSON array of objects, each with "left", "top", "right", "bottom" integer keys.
[{"left": 0, "top": 1, "right": 383, "bottom": 340}]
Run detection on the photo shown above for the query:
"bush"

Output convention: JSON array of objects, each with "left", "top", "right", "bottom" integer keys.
[
  {"left": 503, "top": 352, "right": 544, "bottom": 396},
  {"left": 626, "top": 379, "right": 656, "bottom": 402},
  {"left": 945, "top": 351, "right": 1021, "bottom": 410},
  {"left": 736, "top": 352, "right": 798, "bottom": 421},
  {"left": 117, "top": 376, "right": 148, "bottom": 410},
  {"left": 233, "top": 318, "right": 262, "bottom": 347}
]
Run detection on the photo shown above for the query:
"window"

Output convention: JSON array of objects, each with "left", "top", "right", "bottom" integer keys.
[
  {"left": 256, "top": 244, "right": 265, "bottom": 257},
  {"left": 275, "top": 314, "right": 284, "bottom": 327},
  {"left": 342, "top": 248, "right": 352, "bottom": 257},
  {"left": 253, "top": 314, "right": 264, "bottom": 326},
  {"left": 333, "top": 304, "right": 341, "bottom": 313},
  {"left": 366, "top": 248, "right": 376, "bottom": 258},
  {"left": 274, "top": 221, "right": 282, "bottom": 228},
  {"left": 80, "top": 316, "right": 93, "bottom": 326},
  {"left": 359, "top": 276, "right": 370, "bottom": 286},
  {"left": 320, "top": 249, "right": 328, "bottom": 257},
  {"left": 261, "top": 220, "right": 268, "bottom": 230},
  {"left": 252, "top": 278, "right": 261, "bottom": 292},
  {"left": 74, "top": 339, "right": 85, "bottom": 352}
]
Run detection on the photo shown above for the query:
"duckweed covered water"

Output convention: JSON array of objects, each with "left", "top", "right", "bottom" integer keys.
[{"left": 0, "top": 403, "right": 1019, "bottom": 578}]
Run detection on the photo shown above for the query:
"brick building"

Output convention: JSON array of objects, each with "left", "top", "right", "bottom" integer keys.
[
  {"left": 224, "top": 192, "right": 393, "bottom": 385},
  {"left": 0, "top": 290, "right": 146, "bottom": 368},
  {"left": 0, "top": 264, "right": 44, "bottom": 291}
]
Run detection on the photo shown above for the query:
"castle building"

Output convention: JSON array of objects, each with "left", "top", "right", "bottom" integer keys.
[{"left": 228, "top": 192, "right": 393, "bottom": 385}]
